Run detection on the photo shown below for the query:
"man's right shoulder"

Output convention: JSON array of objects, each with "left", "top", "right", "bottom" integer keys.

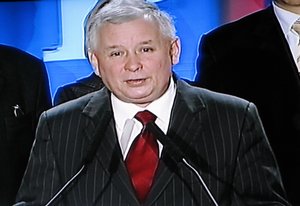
[{"left": 47, "top": 91, "right": 97, "bottom": 118}]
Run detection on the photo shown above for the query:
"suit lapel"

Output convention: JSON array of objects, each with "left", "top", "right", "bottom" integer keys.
[
  {"left": 145, "top": 80, "right": 206, "bottom": 205},
  {"left": 95, "top": 120, "right": 139, "bottom": 205},
  {"left": 82, "top": 88, "right": 139, "bottom": 205},
  {"left": 80, "top": 81, "right": 208, "bottom": 205}
]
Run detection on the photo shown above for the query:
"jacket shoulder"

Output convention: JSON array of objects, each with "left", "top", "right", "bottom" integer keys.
[
  {"left": 0, "top": 44, "right": 42, "bottom": 64},
  {"left": 48, "top": 92, "right": 95, "bottom": 118},
  {"left": 178, "top": 80, "right": 251, "bottom": 111},
  {"left": 205, "top": 7, "right": 272, "bottom": 38}
]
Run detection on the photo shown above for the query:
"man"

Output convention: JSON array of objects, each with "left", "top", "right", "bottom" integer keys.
[
  {"left": 195, "top": 0, "right": 300, "bottom": 204},
  {"left": 0, "top": 44, "right": 52, "bottom": 205},
  {"left": 53, "top": 72, "right": 104, "bottom": 105},
  {"left": 15, "top": 0, "right": 290, "bottom": 205}
]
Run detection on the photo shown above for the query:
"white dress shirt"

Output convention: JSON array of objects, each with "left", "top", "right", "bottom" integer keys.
[
  {"left": 273, "top": 1, "right": 300, "bottom": 71},
  {"left": 111, "top": 78, "right": 176, "bottom": 160}
]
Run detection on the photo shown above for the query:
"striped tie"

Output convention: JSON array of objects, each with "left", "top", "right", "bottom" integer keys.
[{"left": 125, "top": 110, "right": 159, "bottom": 203}]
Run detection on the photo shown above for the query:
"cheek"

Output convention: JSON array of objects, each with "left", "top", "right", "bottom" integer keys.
[
  {"left": 102, "top": 69, "right": 118, "bottom": 84},
  {"left": 153, "top": 61, "right": 173, "bottom": 83},
  {"left": 97, "top": 65, "right": 116, "bottom": 87},
  {"left": 98, "top": 61, "right": 118, "bottom": 77},
  {"left": 147, "top": 53, "right": 173, "bottom": 70},
  {"left": 158, "top": 57, "right": 173, "bottom": 74}
]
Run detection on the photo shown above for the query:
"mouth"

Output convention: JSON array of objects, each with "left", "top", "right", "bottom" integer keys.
[{"left": 126, "top": 78, "right": 147, "bottom": 85}]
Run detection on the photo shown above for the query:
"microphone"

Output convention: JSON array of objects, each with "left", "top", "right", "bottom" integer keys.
[
  {"left": 44, "top": 112, "right": 111, "bottom": 206},
  {"left": 147, "top": 122, "right": 219, "bottom": 206}
]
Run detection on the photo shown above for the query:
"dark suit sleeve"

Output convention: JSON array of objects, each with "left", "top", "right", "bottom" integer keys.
[
  {"left": 195, "top": 34, "right": 221, "bottom": 90},
  {"left": 34, "top": 60, "right": 52, "bottom": 121},
  {"left": 53, "top": 86, "right": 75, "bottom": 106},
  {"left": 232, "top": 103, "right": 289, "bottom": 205},
  {"left": 15, "top": 112, "right": 61, "bottom": 205}
]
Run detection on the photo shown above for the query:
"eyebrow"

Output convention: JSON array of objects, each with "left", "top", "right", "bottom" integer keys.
[
  {"left": 140, "top": 40, "right": 153, "bottom": 45},
  {"left": 105, "top": 40, "right": 154, "bottom": 50}
]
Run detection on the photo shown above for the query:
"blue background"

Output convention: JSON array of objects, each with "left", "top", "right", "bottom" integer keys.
[{"left": 0, "top": 0, "right": 270, "bottom": 99}]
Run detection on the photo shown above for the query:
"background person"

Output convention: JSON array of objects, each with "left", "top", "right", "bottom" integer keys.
[
  {"left": 53, "top": 72, "right": 104, "bottom": 105},
  {"left": 53, "top": 9, "right": 104, "bottom": 106},
  {"left": 0, "top": 44, "right": 52, "bottom": 205},
  {"left": 195, "top": 0, "right": 300, "bottom": 204}
]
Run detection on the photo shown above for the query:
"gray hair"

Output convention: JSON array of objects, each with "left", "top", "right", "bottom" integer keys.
[{"left": 84, "top": 0, "right": 176, "bottom": 58}]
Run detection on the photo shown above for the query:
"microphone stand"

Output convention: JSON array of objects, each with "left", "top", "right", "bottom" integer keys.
[
  {"left": 44, "top": 112, "right": 111, "bottom": 206},
  {"left": 45, "top": 165, "right": 86, "bottom": 206},
  {"left": 147, "top": 122, "right": 219, "bottom": 206},
  {"left": 182, "top": 158, "right": 218, "bottom": 206}
]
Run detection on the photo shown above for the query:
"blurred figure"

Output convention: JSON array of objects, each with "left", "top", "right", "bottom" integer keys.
[
  {"left": 53, "top": 72, "right": 104, "bottom": 105},
  {"left": 196, "top": 0, "right": 300, "bottom": 204},
  {"left": 53, "top": 4, "right": 105, "bottom": 106},
  {"left": 0, "top": 44, "right": 52, "bottom": 205}
]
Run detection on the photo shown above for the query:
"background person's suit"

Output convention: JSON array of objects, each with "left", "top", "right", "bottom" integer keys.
[
  {"left": 16, "top": 79, "right": 289, "bottom": 206},
  {"left": 0, "top": 44, "right": 52, "bottom": 205},
  {"left": 53, "top": 72, "right": 104, "bottom": 106},
  {"left": 195, "top": 6, "right": 300, "bottom": 204}
]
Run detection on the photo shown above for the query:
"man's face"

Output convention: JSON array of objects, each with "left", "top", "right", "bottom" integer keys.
[{"left": 91, "top": 18, "right": 180, "bottom": 107}]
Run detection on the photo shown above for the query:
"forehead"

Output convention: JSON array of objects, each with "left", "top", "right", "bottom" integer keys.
[{"left": 98, "top": 18, "right": 162, "bottom": 44}]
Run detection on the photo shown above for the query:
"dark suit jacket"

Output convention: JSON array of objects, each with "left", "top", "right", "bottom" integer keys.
[
  {"left": 0, "top": 45, "right": 52, "bottom": 205},
  {"left": 196, "top": 6, "right": 300, "bottom": 204},
  {"left": 15, "top": 79, "right": 289, "bottom": 206},
  {"left": 53, "top": 72, "right": 104, "bottom": 106}
]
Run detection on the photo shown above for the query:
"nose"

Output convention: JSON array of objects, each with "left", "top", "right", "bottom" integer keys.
[{"left": 125, "top": 53, "right": 142, "bottom": 72}]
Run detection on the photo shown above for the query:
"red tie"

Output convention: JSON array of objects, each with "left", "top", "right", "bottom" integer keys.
[{"left": 125, "top": 110, "right": 159, "bottom": 202}]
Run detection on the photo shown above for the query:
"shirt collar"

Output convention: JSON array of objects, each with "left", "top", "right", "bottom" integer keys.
[
  {"left": 111, "top": 77, "right": 176, "bottom": 134},
  {"left": 273, "top": 1, "right": 300, "bottom": 35}
]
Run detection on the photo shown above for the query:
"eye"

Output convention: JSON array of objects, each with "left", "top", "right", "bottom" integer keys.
[
  {"left": 110, "top": 51, "right": 122, "bottom": 57},
  {"left": 141, "top": 47, "right": 154, "bottom": 53}
]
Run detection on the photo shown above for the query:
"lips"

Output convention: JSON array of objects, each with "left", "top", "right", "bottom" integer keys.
[{"left": 126, "top": 78, "right": 147, "bottom": 85}]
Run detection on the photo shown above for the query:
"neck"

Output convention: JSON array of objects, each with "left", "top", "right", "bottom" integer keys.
[{"left": 275, "top": 1, "right": 300, "bottom": 15}]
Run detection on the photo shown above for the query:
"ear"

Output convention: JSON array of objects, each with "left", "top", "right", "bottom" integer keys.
[
  {"left": 89, "top": 52, "right": 100, "bottom": 76},
  {"left": 170, "top": 37, "right": 181, "bottom": 65}
]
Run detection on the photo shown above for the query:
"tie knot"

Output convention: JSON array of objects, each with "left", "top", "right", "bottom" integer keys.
[
  {"left": 293, "top": 20, "right": 300, "bottom": 34},
  {"left": 135, "top": 110, "right": 156, "bottom": 126}
]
